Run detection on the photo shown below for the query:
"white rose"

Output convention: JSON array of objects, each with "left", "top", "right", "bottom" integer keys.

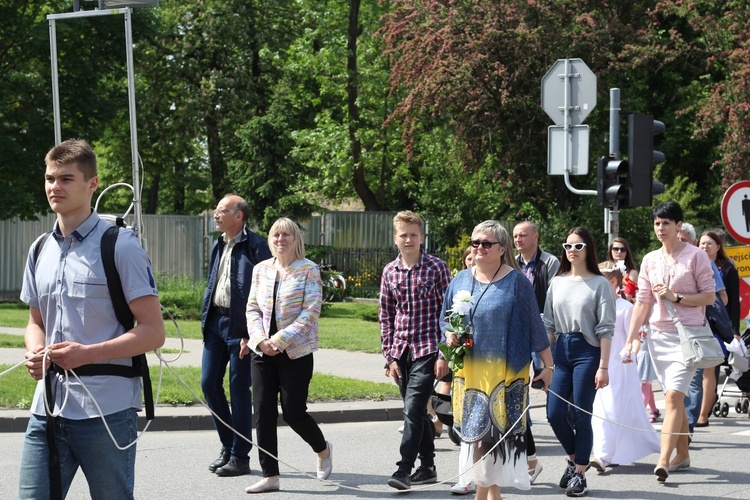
[{"left": 451, "top": 290, "right": 474, "bottom": 316}]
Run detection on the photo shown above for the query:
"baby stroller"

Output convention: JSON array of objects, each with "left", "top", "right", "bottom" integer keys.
[{"left": 713, "top": 328, "right": 750, "bottom": 417}]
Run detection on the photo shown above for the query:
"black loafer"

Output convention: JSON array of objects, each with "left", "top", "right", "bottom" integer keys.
[
  {"left": 215, "top": 459, "right": 251, "bottom": 477},
  {"left": 208, "top": 451, "right": 230, "bottom": 473}
]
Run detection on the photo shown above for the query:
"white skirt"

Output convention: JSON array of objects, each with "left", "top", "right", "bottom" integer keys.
[
  {"left": 458, "top": 441, "right": 530, "bottom": 491},
  {"left": 646, "top": 329, "right": 696, "bottom": 395}
]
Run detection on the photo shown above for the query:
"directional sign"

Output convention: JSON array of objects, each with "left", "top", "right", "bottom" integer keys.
[
  {"left": 541, "top": 58, "right": 597, "bottom": 126},
  {"left": 721, "top": 181, "right": 750, "bottom": 245},
  {"left": 547, "top": 125, "right": 589, "bottom": 175}
]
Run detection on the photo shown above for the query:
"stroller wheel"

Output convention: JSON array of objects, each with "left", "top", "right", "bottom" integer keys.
[
  {"left": 721, "top": 402, "right": 730, "bottom": 417},
  {"left": 743, "top": 400, "right": 750, "bottom": 414},
  {"left": 712, "top": 402, "right": 722, "bottom": 417},
  {"left": 737, "top": 401, "right": 744, "bottom": 414}
]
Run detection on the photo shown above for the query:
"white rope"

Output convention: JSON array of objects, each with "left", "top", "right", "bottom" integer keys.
[{"left": 4, "top": 345, "right": 750, "bottom": 493}]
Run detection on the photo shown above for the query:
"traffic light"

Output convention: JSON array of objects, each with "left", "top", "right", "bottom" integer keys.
[
  {"left": 627, "top": 113, "right": 666, "bottom": 207},
  {"left": 597, "top": 156, "right": 629, "bottom": 208}
]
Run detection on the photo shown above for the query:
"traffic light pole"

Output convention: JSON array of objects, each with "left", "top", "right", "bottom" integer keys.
[{"left": 606, "top": 88, "right": 621, "bottom": 244}]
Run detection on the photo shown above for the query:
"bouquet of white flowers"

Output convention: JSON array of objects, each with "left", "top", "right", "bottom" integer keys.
[{"left": 439, "top": 290, "right": 475, "bottom": 373}]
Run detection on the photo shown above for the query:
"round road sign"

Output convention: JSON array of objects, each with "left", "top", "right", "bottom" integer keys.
[{"left": 721, "top": 180, "right": 750, "bottom": 244}]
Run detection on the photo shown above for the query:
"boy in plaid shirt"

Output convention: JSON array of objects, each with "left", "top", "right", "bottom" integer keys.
[{"left": 379, "top": 211, "right": 451, "bottom": 490}]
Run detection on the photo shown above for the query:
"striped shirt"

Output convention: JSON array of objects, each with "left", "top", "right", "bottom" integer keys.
[
  {"left": 379, "top": 252, "right": 451, "bottom": 363},
  {"left": 636, "top": 243, "right": 715, "bottom": 331}
]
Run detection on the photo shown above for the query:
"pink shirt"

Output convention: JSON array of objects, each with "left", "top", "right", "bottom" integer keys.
[{"left": 636, "top": 243, "right": 715, "bottom": 332}]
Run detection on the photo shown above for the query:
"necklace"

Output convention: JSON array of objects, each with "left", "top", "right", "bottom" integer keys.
[
  {"left": 467, "top": 264, "right": 504, "bottom": 332},
  {"left": 473, "top": 266, "right": 502, "bottom": 292}
]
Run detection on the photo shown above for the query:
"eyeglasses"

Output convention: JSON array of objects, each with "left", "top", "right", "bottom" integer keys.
[
  {"left": 562, "top": 242, "right": 587, "bottom": 252},
  {"left": 611, "top": 246, "right": 627, "bottom": 252},
  {"left": 470, "top": 240, "right": 501, "bottom": 249},
  {"left": 213, "top": 209, "right": 237, "bottom": 217}
]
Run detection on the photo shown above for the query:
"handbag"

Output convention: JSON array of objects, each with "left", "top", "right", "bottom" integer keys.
[
  {"left": 664, "top": 300, "right": 724, "bottom": 370},
  {"left": 706, "top": 294, "right": 735, "bottom": 343}
]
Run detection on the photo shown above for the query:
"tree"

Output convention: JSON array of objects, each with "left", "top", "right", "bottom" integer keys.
[{"left": 0, "top": 1, "right": 130, "bottom": 219}]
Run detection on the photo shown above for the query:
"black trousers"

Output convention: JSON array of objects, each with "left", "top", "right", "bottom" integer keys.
[{"left": 250, "top": 351, "right": 326, "bottom": 477}]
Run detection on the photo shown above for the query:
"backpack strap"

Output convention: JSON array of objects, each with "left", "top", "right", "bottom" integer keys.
[
  {"left": 32, "top": 232, "right": 52, "bottom": 270},
  {"left": 100, "top": 225, "right": 154, "bottom": 420}
]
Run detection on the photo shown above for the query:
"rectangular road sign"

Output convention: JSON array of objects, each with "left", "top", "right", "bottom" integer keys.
[
  {"left": 547, "top": 125, "right": 589, "bottom": 175},
  {"left": 725, "top": 246, "right": 750, "bottom": 277}
]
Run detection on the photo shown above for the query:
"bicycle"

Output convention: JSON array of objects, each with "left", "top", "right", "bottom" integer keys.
[{"left": 320, "top": 264, "right": 347, "bottom": 302}]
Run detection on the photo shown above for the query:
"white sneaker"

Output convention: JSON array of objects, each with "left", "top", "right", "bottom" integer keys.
[
  {"left": 449, "top": 481, "right": 476, "bottom": 495},
  {"left": 316, "top": 441, "right": 333, "bottom": 480},
  {"left": 528, "top": 460, "right": 544, "bottom": 484},
  {"left": 589, "top": 457, "right": 608, "bottom": 473},
  {"left": 398, "top": 424, "right": 404, "bottom": 433}
]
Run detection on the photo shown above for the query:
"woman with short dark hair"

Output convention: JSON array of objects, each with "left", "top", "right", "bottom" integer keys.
[{"left": 624, "top": 201, "right": 715, "bottom": 482}]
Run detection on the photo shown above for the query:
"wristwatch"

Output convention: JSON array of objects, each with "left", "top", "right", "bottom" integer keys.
[
  {"left": 675, "top": 293, "right": 683, "bottom": 304},
  {"left": 543, "top": 365, "right": 555, "bottom": 372}
]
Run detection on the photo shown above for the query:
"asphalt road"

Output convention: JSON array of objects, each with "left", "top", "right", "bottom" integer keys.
[{"left": 2, "top": 404, "right": 749, "bottom": 499}]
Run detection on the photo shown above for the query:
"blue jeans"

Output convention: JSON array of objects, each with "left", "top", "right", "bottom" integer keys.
[
  {"left": 395, "top": 349, "right": 436, "bottom": 473},
  {"left": 18, "top": 409, "right": 137, "bottom": 500},
  {"left": 685, "top": 368, "right": 704, "bottom": 434},
  {"left": 201, "top": 310, "right": 253, "bottom": 462},
  {"left": 547, "top": 333, "right": 600, "bottom": 467}
]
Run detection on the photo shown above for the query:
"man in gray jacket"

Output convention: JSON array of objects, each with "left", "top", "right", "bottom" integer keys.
[
  {"left": 514, "top": 221, "right": 560, "bottom": 312},
  {"left": 513, "top": 220, "right": 560, "bottom": 485}
]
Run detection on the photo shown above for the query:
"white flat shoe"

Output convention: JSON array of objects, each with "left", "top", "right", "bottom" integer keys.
[
  {"left": 245, "top": 479, "right": 280, "bottom": 494},
  {"left": 528, "top": 461, "right": 544, "bottom": 484},
  {"left": 668, "top": 456, "right": 690, "bottom": 472},
  {"left": 654, "top": 465, "right": 669, "bottom": 482},
  {"left": 316, "top": 441, "right": 333, "bottom": 480},
  {"left": 589, "top": 458, "right": 608, "bottom": 473}
]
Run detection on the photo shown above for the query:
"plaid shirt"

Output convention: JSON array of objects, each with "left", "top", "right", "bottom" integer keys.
[{"left": 379, "top": 252, "right": 451, "bottom": 363}]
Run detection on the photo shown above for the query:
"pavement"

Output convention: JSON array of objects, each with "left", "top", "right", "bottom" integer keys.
[
  {"left": 3, "top": 328, "right": 750, "bottom": 498},
  {"left": 0, "top": 326, "right": 409, "bottom": 432}
]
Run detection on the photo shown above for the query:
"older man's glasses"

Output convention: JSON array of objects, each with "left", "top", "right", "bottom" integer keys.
[
  {"left": 562, "top": 242, "right": 587, "bottom": 252},
  {"left": 213, "top": 209, "right": 237, "bottom": 217},
  {"left": 470, "top": 240, "right": 501, "bottom": 249}
]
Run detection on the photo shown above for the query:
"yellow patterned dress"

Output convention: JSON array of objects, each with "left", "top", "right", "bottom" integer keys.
[{"left": 441, "top": 269, "right": 548, "bottom": 489}]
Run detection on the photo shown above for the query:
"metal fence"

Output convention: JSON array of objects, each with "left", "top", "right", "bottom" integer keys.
[
  {"left": 0, "top": 214, "right": 207, "bottom": 296},
  {"left": 324, "top": 247, "right": 467, "bottom": 298},
  {"left": 2, "top": 211, "right": 518, "bottom": 298}
]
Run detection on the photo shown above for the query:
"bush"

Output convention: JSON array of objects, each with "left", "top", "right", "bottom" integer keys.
[{"left": 156, "top": 274, "right": 205, "bottom": 320}]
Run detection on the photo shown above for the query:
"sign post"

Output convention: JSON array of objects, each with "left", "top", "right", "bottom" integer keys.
[{"left": 541, "top": 58, "right": 596, "bottom": 195}]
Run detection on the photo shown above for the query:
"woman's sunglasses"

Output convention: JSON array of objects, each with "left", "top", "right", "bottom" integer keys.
[
  {"left": 470, "top": 240, "right": 501, "bottom": 249},
  {"left": 611, "top": 246, "right": 627, "bottom": 253},
  {"left": 562, "top": 242, "right": 587, "bottom": 252}
]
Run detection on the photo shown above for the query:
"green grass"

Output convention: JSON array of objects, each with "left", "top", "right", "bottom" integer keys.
[
  {"left": 0, "top": 301, "right": 392, "bottom": 408},
  {"left": 0, "top": 364, "right": 399, "bottom": 409},
  {"left": 1, "top": 302, "right": 382, "bottom": 353},
  {"left": 162, "top": 302, "right": 383, "bottom": 353},
  {"left": 0, "top": 334, "right": 24, "bottom": 348},
  {"left": 0, "top": 303, "right": 29, "bottom": 328}
]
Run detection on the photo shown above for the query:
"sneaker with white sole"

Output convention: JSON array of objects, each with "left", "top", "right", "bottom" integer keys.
[
  {"left": 559, "top": 459, "right": 576, "bottom": 488},
  {"left": 387, "top": 470, "right": 411, "bottom": 490},
  {"left": 409, "top": 465, "right": 437, "bottom": 485},
  {"left": 528, "top": 460, "right": 543, "bottom": 484},
  {"left": 449, "top": 481, "right": 476, "bottom": 495},
  {"left": 565, "top": 472, "right": 588, "bottom": 497}
]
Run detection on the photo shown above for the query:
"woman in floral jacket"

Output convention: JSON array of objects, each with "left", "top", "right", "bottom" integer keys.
[{"left": 240, "top": 217, "right": 332, "bottom": 494}]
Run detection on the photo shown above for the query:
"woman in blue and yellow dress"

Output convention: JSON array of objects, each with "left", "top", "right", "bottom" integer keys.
[{"left": 442, "top": 220, "right": 553, "bottom": 500}]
